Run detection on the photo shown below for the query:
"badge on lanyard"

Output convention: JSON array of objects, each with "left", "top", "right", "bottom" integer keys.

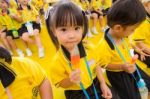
[
  {"left": 25, "top": 22, "right": 34, "bottom": 36},
  {"left": 12, "top": 29, "right": 19, "bottom": 38}
]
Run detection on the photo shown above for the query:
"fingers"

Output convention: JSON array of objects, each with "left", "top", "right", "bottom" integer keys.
[{"left": 70, "top": 69, "right": 81, "bottom": 83}]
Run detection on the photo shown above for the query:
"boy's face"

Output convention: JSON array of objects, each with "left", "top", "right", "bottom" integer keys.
[
  {"left": 112, "top": 24, "right": 139, "bottom": 38},
  {"left": 0, "top": 0, "right": 8, "bottom": 10}
]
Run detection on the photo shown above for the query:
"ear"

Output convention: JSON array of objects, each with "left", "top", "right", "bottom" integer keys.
[{"left": 113, "top": 24, "right": 123, "bottom": 32}]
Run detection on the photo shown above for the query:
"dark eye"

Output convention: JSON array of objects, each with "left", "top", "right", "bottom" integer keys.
[
  {"left": 60, "top": 28, "right": 67, "bottom": 32},
  {"left": 75, "top": 27, "right": 80, "bottom": 31}
]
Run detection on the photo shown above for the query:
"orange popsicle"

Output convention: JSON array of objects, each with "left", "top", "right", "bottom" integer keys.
[
  {"left": 131, "top": 54, "right": 139, "bottom": 64},
  {"left": 71, "top": 46, "right": 80, "bottom": 69}
]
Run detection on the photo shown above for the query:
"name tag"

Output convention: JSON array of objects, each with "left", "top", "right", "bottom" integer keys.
[{"left": 88, "top": 59, "right": 95, "bottom": 67}]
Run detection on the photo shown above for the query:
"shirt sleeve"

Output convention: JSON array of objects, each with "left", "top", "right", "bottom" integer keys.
[
  {"left": 50, "top": 57, "right": 68, "bottom": 87},
  {"left": 22, "top": 58, "right": 46, "bottom": 86},
  {"left": 96, "top": 40, "right": 112, "bottom": 68}
]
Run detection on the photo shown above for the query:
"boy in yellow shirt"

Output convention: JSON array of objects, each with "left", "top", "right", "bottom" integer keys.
[
  {"left": 0, "top": 46, "right": 53, "bottom": 99},
  {"left": 97, "top": 0, "right": 150, "bottom": 98}
]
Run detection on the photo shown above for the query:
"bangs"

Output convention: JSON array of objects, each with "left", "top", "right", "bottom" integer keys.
[{"left": 53, "top": 2, "right": 84, "bottom": 28}]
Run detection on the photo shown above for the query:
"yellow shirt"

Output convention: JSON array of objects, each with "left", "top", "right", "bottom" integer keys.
[
  {"left": 101, "top": 0, "right": 112, "bottom": 9},
  {"left": 91, "top": 0, "right": 102, "bottom": 10},
  {"left": 131, "top": 20, "right": 150, "bottom": 47},
  {"left": 30, "top": 0, "right": 45, "bottom": 11},
  {"left": 9, "top": 0, "right": 18, "bottom": 9},
  {"left": 20, "top": 5, "right": 39, "bottom": 23},
  {"left": 0, "top": 57, "right": 46, "bottom": 99},
  {"left": 96, "top": 32, "right": 150, "bottom": 85},
  {"left": 50, "top": 43, "right": 98, "bottom": 90},
  {"left": 0, "top": 9, "right": 21, "bottom": 30},
  {"left": 0, "top": 16, "right": 5, "bottom": 30},
  {"left": 78, "top": 0, "right": 90, "bottom": 11}
]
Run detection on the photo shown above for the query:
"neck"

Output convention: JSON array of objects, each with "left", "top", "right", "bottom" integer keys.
[
  {"left": 109, "top": 29, "right": 122, "bottom": 44},
  {"left": 66, "top": 47, "right": 75, "bottom": 55}
]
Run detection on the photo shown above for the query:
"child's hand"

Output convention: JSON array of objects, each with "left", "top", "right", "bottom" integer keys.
[
  {"left": 100, "top": 83, "right": 112, "bottom": 99},
  {"left": 139, "top": 49, "right": 150, "bottom": 61},
  {"left": 122, "top": 63, "right": 136, "bottom": 74},
  {"left": 10, "top": 14, "right": 15, "bottom": 19},
  {"left": 69, "top": 69, "right": 81, "bottom": 84}
]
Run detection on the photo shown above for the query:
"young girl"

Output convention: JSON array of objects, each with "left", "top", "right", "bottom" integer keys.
[
  {"left": 97, "top": 0, "right": 150, "bottom": 98},
  {"left": 0, "top": 0, "right": 24, "bottom": 57},
  {"left": 17, "top": 0, "right": 44, "bottom": 58},
  {"left": 47, "top": 1, "right": 112, "bottom": 99}
]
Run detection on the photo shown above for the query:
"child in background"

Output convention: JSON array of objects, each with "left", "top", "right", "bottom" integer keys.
[
  {"left": 0, "top": 0, "right": 24, "bottom": 57},
  {"left": 90, "top": 0, "right": 104, "bottom": 34},
  {"left": 96, "top": 0, "right": 150, "bottom": 98},
  {"left": 77, "top": 0, "right": 94, "bottom": 37},
  {"left": 131, "top": 0, "right": 150, "bottom": 67},
  {"left": 0, "top": 46, "right": 53, "bottom": 99},
  {"left": 17, "top": 0, "right": 45, "bottom": 58},
  {"left": 47, "top": 1, "right": 112, "bottom": 99}
]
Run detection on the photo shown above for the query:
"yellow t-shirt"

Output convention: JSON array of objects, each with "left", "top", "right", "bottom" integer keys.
[
  {"left": 9, "top": 0, "right": 18, "bottom": 9},
  {"left": 0, "top": 16, "right": 5, "bottom": 30},
  {"left": 101, "top": 0, "right": 112, "bottom": 9},
  {"left": 0, "top": 57, "right": 46, "bottom": 99},
  {"left": 91, "top": 0, "right": 102, "bottom": 10},
  {"left": 78, "top": 0, "right": 90, "bottom": 11},
  {"left": 131, "top": 20, "right": 150, "bottom": 47},
  {"left": 96, "top": 34, "right": 149, "bottom": 85},
  {"left": 0, "top": 9, "right": 22, "bottom": 30},
  {"left": 50, "top": 43, "right": 98, "bottom": 90},
  {"left": 20, "top": 5, "right": 39, "bottom": 23},
  {"left": 30, "top": 0, "right": 45, "bottom": 11}
]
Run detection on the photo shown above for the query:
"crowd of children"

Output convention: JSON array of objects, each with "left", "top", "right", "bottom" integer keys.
[{"left": 0, "top": 0, "right": 150, "bottom": 99}]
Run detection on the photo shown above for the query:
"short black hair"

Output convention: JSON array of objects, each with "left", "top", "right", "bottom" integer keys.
[
  {"left": 107, "top": 0, "right": 146, "bottom": 27},
  {"left": 46, "top": 0, "right": 88, "bottom": 50},
  {"left": 0, "top": 46, "right": 12, "bottom": 64}
]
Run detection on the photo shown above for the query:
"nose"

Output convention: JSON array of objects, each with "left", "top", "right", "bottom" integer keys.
[{"left": 68, "top": 30, "right": 76, "bottom": 39}]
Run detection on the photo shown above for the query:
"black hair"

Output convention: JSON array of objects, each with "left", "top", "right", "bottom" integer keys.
[
  {"left": 107, "top": 0, "right": 146, "bottom": 27},
  {"left": 0, "top": 46, "right": 12, "bottom": 64},
  {"left": 46, "top": 0, "right": 88, "bottom": 50}
]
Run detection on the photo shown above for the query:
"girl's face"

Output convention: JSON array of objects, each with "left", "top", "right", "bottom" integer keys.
[
  {"left": 55, "top": 26, "right": 83, "bottom": 51},
  {"left": 0, "top": 0, "right": 8, "bottom": 10}
]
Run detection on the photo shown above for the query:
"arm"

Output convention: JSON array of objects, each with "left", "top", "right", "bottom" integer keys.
[
  {"left": 59, "top": 69, "right": 81, "bottom": 88},
  {"left": 96, "top": 65, "right": 112, "bottom": 99},
  {"left": 10, "top": 15, "right": 23, "bottom": 23},
  {"left": 96, "top": 65, "right": 105, "bottom": 84},
  {"left": 135, "top": 41, "right": 150, "bottom": 55},
  {"left": 106, "top": 63, "right": 136, "bottom": 74},
  {"left": 58, "top": 78, "right": 75, "bottom": 88},
  {"left": 39, "top": 78, "right": 53, "bottom": 99}
]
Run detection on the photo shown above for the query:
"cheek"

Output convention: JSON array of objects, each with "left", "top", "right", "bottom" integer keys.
[{"left": 56, "top": 33, "right": 66, "bottom": 43}]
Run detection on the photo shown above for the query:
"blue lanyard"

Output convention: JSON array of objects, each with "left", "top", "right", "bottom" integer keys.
[
  {"left": 69, "top": 57, "right": 99, "bottom": 99},
  {"left": 107, "top": 33, "right": 146, "bottom": 87}
]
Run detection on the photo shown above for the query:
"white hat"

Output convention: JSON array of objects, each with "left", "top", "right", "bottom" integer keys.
[{"left": 142, "top": 0, "right": 150, "bottom": 3}]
